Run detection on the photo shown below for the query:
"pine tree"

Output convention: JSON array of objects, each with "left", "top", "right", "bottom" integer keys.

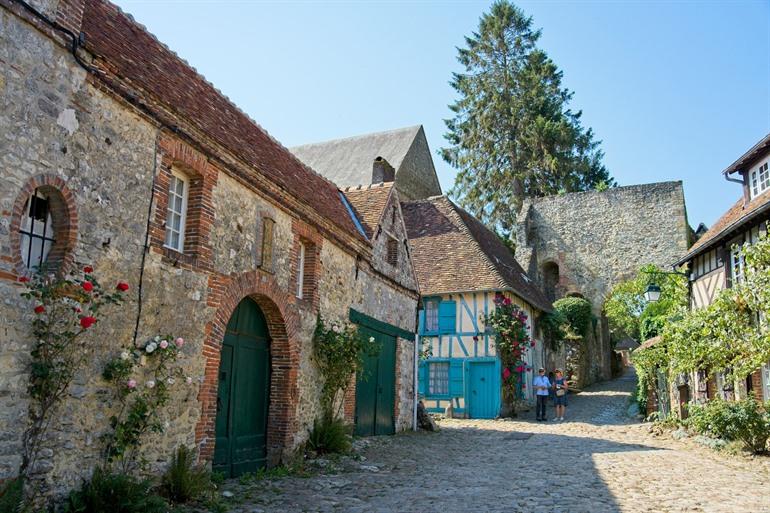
[{"left": 441, "top": 1, "right": 614, "bottom": 236}]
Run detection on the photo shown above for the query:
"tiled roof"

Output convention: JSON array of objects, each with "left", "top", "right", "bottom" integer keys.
[
  {"left": 402, "top": 196, "right": 552, "bottom": 312},
  {"left": 80, "top": 0, "right": 361, "bottom": 239},
  {"left": 290, "top": 126, "right": 422, "bottom": 188},
  {"left": 677, "top": 193, "right": 770, "bottom": 264},
  {"left": 342, "top": 183, "right": 394, "bottom": 239},
  {"left": 638, "top": 336, "right": 662, "bottom": 351}
]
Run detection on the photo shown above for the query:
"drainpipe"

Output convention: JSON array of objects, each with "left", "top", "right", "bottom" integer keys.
[{"left": 412, "top": 302, "right": 421, "bottom": 431}]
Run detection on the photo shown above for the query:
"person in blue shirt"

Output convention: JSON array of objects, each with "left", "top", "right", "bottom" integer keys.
[{"left": 533, "top": 367, "right": 551, "bottom": 421}]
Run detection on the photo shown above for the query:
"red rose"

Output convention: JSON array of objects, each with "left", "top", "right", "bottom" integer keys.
[
  {"left": 116, "top": 282, "right": 129, "bottom": 292},
  {"left": 80, "top": 316, "right": 96, "bottom": 329},
  {"left": 34, "top": 305, "right": 45, "bottom": 314},
  {"left": 84, "top": 266, "right": 94, "bottom": 274},
  {"left": 18, "top": 276, "right": 30, "bottom": 283},
  {"left": 82, "top": 281, "right": 94, "bottom": 292}
]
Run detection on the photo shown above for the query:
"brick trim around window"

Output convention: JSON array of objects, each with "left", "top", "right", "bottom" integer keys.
[
  {"left": 149, "top": 134, "right": 218, "bottom": 271},
  {"left": 289, "top": 219, "right": 322, "bottom": 310},
  {"left": 196, "top": 269, "right": 301, "bottom": 467},
  {"left": 6, "top": 174, "right": 78, "bottom": 279}
]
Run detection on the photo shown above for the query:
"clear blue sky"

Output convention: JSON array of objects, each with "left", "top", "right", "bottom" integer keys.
[{"left": 114, "top": 0, "right": 770, "bottom": 228}]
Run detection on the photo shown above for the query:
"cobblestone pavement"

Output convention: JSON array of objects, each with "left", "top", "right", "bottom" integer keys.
[{"left": 219, "top": 370, "right": 770, "bottom": 513}]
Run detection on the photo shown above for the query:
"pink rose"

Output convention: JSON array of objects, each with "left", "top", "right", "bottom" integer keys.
[
  {"left": 174, "top": 337, "right": 184, "bottom": 348},
  {"left": 127, "top": 379, "right": 137, "bottom": 389},
  {"left": 159, "top": 340, "right": 169, "bottom": 349},
  {"left": 502, "top": 367, "right": 512, "bottom": 380},
  {"left": 503, "top": 297, "right": 512, "bottom": 306}
]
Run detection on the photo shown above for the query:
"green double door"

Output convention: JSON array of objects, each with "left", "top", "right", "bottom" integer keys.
[
  {"left": 354, "top": 327, "right": 396, "bottom": 436},
  {"left": 214, "top": 298, "right": 270, "bottom": 477}
]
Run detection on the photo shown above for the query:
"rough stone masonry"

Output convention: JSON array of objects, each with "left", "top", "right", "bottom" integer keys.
[{"left": 0, "top": 0, "right": 418, "bottom": 499}]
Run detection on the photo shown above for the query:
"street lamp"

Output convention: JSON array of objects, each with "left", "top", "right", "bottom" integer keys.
[{"left": 644, "top": 283, "right": 662, "bottom": 302}]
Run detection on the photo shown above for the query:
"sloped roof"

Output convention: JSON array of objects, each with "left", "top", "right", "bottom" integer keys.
[
  {"left": 676, "top": 193, "right": 770, "bottom": 265},
  {"left": 722, "top": 133, "right": 770, "bottom": 175},
  {"left": 289, "top": 126, "right": 422, "bottom": 188},
  {"left": 342, "top": 183, "right": 394, "bottom": 239},
  {"left": 615, "top": 338, "right": 640, "bottom": 351},
  {"left": 638, "top": 336, "right": 662, "bottom": 351},
  {"left": 402, "top": 196, "right": 552, "bottom": 312},
  {"left": 80, "top": 0, "right": 361, "bottom": 239}
]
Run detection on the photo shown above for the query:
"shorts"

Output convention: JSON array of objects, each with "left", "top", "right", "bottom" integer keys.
[{"left": 554, "top": 394, "right": 568, "bottom": 407}]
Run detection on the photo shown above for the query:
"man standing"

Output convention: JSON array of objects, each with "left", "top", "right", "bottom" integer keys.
[{"left": 533, "top": 368, "right": 551, "bottom": 421}]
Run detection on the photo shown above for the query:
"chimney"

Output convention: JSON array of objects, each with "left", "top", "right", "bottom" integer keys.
[{"left": 372, "top": 157, "right": 395, "bottom": 184}]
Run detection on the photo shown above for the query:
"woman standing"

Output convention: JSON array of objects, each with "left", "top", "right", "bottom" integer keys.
[{"left": 553, "top": 369, "right": 568, "bottom": 421}]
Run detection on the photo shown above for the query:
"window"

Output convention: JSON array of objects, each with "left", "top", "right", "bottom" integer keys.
[
  {"left": 428, "top": 361, "right": 449, "bottom": 396},
  {"left": 296, "top": 241, "right": 306, "bottom": 298},
  {"left": 260, "top": 217, "right": 275, "bottom": 271},
  {"left": 731, "top": 242, "right": 745, "bottom": 283},
  {"left": 750, "top": 160, "right": 770, "bottom": 198},
  {"left": 164, "top": 171, "right": 189, "bottom": 252},
  {"left": 19, "top": 189, "right": 55, "bottom": 269},
  {"left": 386, "top": 236, "right": 398, "bottom": 266},
  {"left": 423, "top": 300, "right": 439, "bottom": 334}
]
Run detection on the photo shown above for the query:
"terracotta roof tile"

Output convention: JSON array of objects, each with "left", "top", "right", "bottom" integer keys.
[
  {"left": 679, "top": 192, "right": 770, "bottom": 263},
  {"left": 342, "top": 183, "right": 394, "bottom": 239},
  {"left": 80, "top": 0, "right": 361, "bottom": 239},
  {"left": 402, "top": 197, "right": 551, "bottom": 312}
]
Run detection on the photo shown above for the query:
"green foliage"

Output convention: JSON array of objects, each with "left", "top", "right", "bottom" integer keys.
[
  {"left": 553, "top": 297, "right": 592, "bottom": 339},
  {"left": 313, "top": 317, "right": 378, "bottom": 418},
  {"left": 686, "top": 399, "right": 770, "bottom": 453},
  {"left": 62, "top": 468, "right": 167, "bottom": 513},
  {"left": 102, "top": 334, "right": 191, "bottom": 471},
  {"left": 0, "top": 478, "right": 23, "bottom": 513},
  {"left": 633, "top": 372, "right": 649, "bottom": 415},
  {"left": 159, "top": 446, "right": 212, "bottom": 504},
  {"left": 484, "top": 295, "right": 532, "bottom": 414},
  {"left": 662, "top": 232, "right": 770, "bottom": 381},
  {"left": 17, "top": 265, "right": 126, "bottom": 501},
  {"left": 441, "top": 0, "right": 613, "bottom": 236},
  {"left": 538, "top": 310, "right": 566, "bottom": 350},
  {"left": 604, "top": 264, "right": 687, "bottom": 344},
  {"left": 306, "top": 416, "right": 352, "bottom": 455}
]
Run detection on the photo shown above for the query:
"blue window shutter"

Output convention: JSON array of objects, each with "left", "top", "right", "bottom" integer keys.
[
  {"left": 449, "top": 359, "right": 464, "bottom": 397},
  {"left": 418, "top": 310, "right": 426, "bottom": 335},
  {"left": 438, "top": 301, "right": 456, "bottom": 334},
  {"left": 418, "top": 361, "right": 428, "bottom": 396}
]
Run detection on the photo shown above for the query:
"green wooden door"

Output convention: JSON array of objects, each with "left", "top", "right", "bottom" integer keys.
[
  {"left": 354, "top": 328, "right": 396, "bottom": 436},
  {"left": 213, "top": 298, "right": 270, "bottom": 477}
]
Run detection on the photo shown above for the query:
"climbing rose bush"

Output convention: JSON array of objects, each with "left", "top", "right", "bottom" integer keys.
[
  {"left": 483, "top": 295, "right": 532, "bottom": 415},
  {"left": 18, "top": 266, "right": 127, "bottom": 482},
  {"left": 102, "top": 334, "right": 194, "bottom": 471}
]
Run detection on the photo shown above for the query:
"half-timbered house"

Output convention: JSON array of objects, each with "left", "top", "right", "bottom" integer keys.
[{"left": 402, "top": 196, "right": 552, "bottom": 418}]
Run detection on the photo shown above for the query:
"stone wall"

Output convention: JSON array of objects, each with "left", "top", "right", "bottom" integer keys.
[
  {"left": 0, "top": 6, "right": 417, "bottom": 499},
  {"left": 394, "top": 126, "right": 442, "bottom": 201},
  {"left": 516, "top": 182, "right": 690, "bottom": 384}
]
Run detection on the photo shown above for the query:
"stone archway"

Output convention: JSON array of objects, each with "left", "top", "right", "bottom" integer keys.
[{"left": 196, "top": 270, "right": 301, "bottom": 466}]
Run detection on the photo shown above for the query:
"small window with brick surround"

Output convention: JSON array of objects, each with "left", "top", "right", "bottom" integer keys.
[
  {"left": 164, "top": 170, "right": 189, "bottom": 253},
  {"left": 19, "top": 189, "right": 55, "bottom": 270},
  {"left": 296, "top": 241, "right": 306, "bottom": 298},
  {"left": 260, "top": 217, "right": 275, "bottom": 272},
  {"left": 386, "top": 236, "right": 398, "bottom": 267}
]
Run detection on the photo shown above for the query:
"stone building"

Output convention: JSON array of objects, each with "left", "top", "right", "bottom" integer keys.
[
  {"left": 0, "top": 0, "right": 418, "bottom": 497},
  {"left": 290, "top": 125, "right": 442, "bottom": 201},
  {"left": 514, "top": 182, "right": 690, "bottom": 385}
]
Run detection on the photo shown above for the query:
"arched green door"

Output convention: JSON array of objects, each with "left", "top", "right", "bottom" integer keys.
[{"left": 213, "top": 298, "right": 270, "bottom": 477}]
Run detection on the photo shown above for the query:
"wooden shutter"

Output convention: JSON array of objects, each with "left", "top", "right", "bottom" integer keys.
[
  {"left": 449, "top": 359, "right": 464, "bottom": 397},
  {"left": 260, "top": 218, "right": 274, "bottom": 271},
  {"left": 438, "top": 300, "right": 456, "bottom": 334}
]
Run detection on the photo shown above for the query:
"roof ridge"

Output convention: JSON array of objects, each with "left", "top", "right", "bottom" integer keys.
[
  {"left": 528, "top": 181, "right": 683, "bottom": 203},
  {"left": 289, "top": 125, "right": 422, "bottom": 150},
  {"left": 102, "top": 0, "right": 343, "bottom": 194}
]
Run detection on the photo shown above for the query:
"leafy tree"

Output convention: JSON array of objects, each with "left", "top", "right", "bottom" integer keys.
[{"left": 441, "top": 0, "right": 614, "bottom": 236}]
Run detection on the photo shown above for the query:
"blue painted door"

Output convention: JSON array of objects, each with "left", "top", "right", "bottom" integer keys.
[{"left": 468, "top": 361, "right": 499, "bottom": 419}]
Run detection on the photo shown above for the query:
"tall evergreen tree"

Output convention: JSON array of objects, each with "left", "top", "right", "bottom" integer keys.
[{"left": 441, "top": 1, "right": 614, "bottom": 236}]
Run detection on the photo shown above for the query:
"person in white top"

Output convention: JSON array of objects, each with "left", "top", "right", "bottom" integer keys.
[{"left": 533, "top": 367, "right": 551, "bottom": 421}]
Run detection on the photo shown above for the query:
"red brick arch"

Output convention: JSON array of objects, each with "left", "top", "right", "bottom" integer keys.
[
  {"left": 195, "top": 270, "right": 301, "bottom": 466},
  {"left": 8, "top": 174, "right": 78, "bottom": 277}
]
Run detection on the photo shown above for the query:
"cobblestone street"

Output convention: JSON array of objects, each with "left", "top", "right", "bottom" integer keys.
[{"left": 220, "top": 370, "right": 770, "bottom": 513}]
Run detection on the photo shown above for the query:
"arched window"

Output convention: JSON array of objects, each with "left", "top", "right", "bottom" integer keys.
[
  {"left": 19, "top": 188, "right": 55, "bottom": 269},
  {"left": 542, "top": 262, "right": 560, "bottom": 302}
]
